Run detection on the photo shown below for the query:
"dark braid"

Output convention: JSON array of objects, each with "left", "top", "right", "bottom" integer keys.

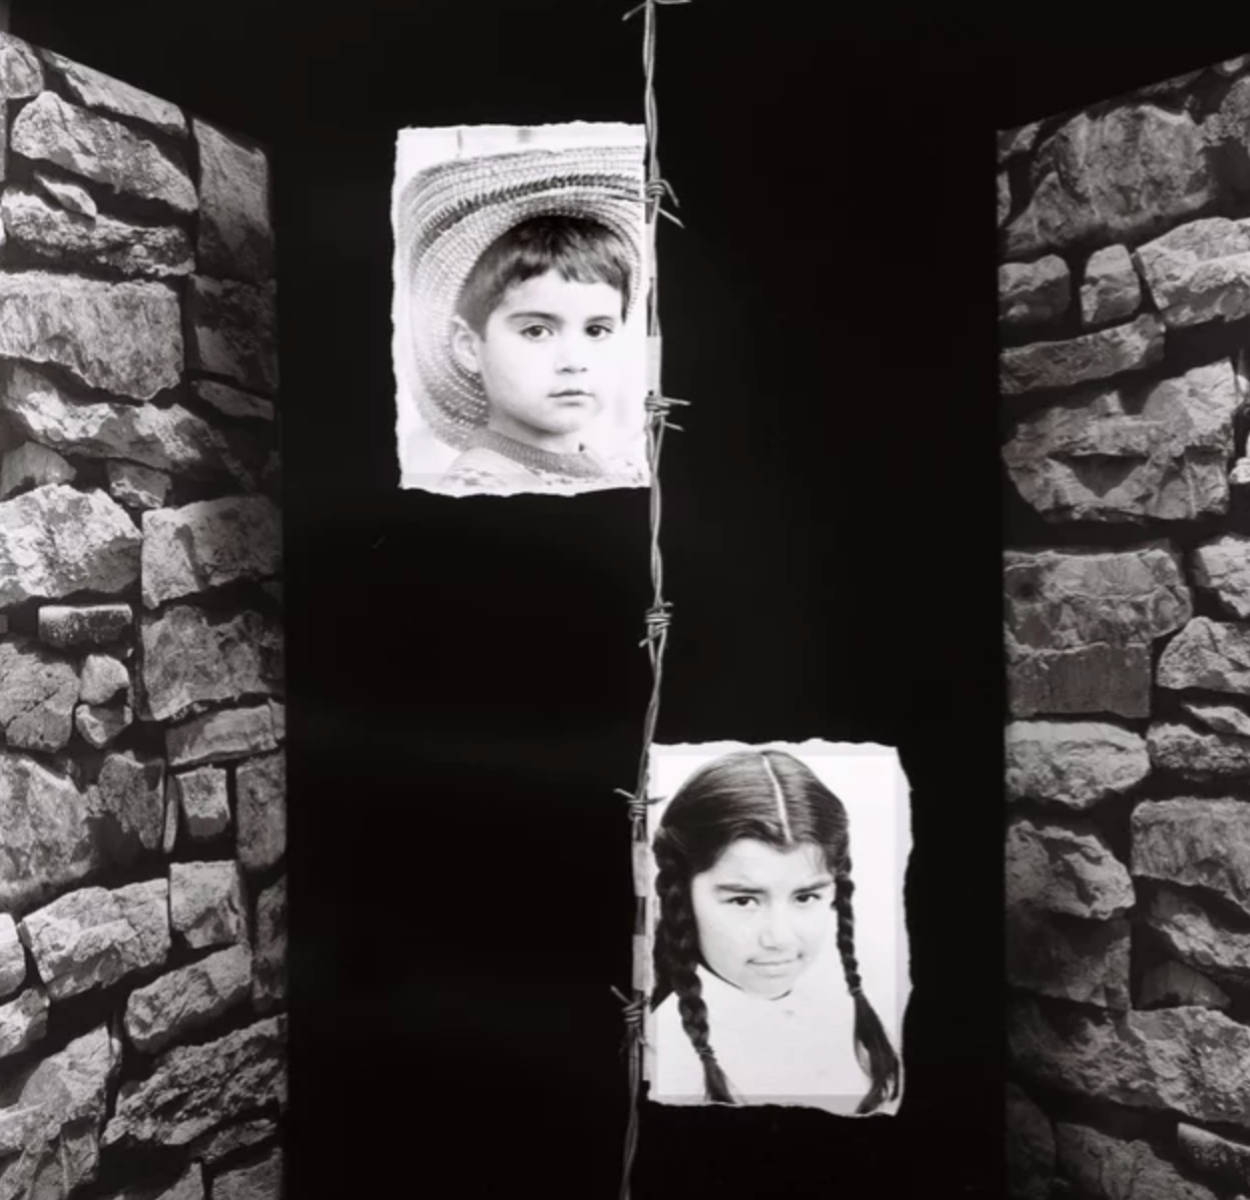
[
  {"left": 834, "top": 865, "right": 863, "bottom": 995},
  {"left": 652, "top": 848, "right": 735, "bottom": 1103},
  {"left": 833, "top": 859, "right": 901, "bottom": 1114}
]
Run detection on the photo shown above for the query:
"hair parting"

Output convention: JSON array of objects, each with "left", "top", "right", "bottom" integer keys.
[{"left": 759, "top": 751, "right": 792, "bottom": 843}]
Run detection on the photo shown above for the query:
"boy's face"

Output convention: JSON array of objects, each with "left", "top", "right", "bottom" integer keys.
[{"left": 451, "top": 270, "right": 627, "bottom": 452}]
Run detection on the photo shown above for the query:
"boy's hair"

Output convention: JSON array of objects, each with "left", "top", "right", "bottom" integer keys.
[
  {"left": 455, "top": 214, "right": 635, "bottom": 335},
  {"left": 650, "top": 749, "right": 902, "bottom": 1115}
]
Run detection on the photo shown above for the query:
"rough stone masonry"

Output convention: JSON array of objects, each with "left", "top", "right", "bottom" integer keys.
[
  {"left": 0, "top": 34, "right": 285, "bottom": 1200},
  {"left": 1003, "top": 52, "right": 1250, "bottom": 1200}
]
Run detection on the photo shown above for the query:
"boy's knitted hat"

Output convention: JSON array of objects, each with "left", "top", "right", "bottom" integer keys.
[{"left": 395, "top": 141, "right": 646, "bottom": 450}]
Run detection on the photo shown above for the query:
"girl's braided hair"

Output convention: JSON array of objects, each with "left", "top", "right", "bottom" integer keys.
[{"left": 650, "top": 749, "right": 900, "bottom": 1113}]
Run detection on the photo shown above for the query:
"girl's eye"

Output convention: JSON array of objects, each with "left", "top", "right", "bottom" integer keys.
[
  {"left": 795, "top": 892, "right": 824, "bottom": 906},
  {"left": 728, "top": 896, "right": 758, "bottom": 908},
  {"left": 586, "top": 323, "right": 614, "bottom": 340}
]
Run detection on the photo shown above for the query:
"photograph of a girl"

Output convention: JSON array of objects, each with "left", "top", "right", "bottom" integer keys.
[
  {"left": 644, "top": 741, "right": 910, "bottom": 1116},
  {"left": 391, "top": 122, "right": 651, "bottom": 496}
]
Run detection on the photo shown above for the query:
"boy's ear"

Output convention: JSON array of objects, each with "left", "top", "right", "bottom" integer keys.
[{"left": 449, "top": 316, "right": 481, "bottom": 375}]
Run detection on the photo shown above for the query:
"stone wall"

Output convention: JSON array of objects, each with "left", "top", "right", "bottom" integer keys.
[
  {"left": 0, "top": 35, "right": 285, "bottom": 1200},
  {"left": 1001, "top": 53, "right": 1250, "bottom": 1200}
]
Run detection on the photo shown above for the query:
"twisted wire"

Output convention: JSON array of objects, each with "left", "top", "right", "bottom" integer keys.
[{"left": 616, "top": 2, "right": 691, "bottom": 1198}]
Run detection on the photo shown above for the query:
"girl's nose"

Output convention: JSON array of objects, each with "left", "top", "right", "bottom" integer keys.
[{"left": 758, "top": 908, "right": 797, "bottom": 951}]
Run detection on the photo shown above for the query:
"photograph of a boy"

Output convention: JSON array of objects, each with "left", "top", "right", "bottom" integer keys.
[
  {"left": 643, "top": 741, "right": 911, "bottom": 1116},
  {"left": 392, "top": 124, "right": 650, "bottom": 495}
]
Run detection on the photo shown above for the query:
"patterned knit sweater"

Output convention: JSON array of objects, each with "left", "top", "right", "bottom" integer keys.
[{"left": 437, "top": 428, "right": 646, "bottom": 495}]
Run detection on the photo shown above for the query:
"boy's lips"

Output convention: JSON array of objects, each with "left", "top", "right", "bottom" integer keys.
[{"left": 550, "top": 389, "right": 592, "bottom": 398}]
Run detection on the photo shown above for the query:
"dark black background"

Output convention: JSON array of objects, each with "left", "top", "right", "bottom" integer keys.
[{"left": 12, "top": 3, "right": 1248, "bottom": 1197}]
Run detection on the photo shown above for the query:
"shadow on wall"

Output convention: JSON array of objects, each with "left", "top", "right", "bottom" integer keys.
[
  {"left": 0, "top": 33, "right": 286, "bottom": 1200},
  {"left": 1001, "top": 49, "right": 1250, "bottom": 1200}
]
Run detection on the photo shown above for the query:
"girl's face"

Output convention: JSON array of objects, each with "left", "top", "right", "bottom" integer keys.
[{"left": 689, "top": 838, "right": 835, "bottom": 1000}]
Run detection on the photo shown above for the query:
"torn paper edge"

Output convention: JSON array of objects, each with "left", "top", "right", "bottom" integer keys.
[
  {"left": 639, "top": 737, "right": 913, "bottom": 1117},
  {"left": 391, "top": 121, "right": 652, "bottom": 497}
]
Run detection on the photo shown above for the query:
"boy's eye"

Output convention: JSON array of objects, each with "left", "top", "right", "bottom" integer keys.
[{"left": 520, "top": 324, "right": 552, "bottom": 340}]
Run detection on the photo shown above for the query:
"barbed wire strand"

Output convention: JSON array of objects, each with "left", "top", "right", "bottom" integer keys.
[{"left": 616, "top": 2, "right": 691, "bottom": 1199}]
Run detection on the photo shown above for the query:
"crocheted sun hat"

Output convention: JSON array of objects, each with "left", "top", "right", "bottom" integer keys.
[{"left": 396, "top": 143, "right": 646, "bottom": 450}]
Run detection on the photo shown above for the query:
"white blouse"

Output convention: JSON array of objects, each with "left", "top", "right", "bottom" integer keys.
[{"left": 646, "top": 952, "right": 899, "bottom": 1116}]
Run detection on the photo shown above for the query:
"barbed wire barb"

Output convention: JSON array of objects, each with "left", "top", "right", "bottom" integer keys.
[
  {"left": 622, "top": 0, "right": 692, "bottom": 21},
  {"left": 614, "top": 2, "right": 692, "bottom": 1198}
]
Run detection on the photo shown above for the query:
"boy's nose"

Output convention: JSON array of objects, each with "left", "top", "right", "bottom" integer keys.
[{"left": 554, "top": 335, "right": 589, "bottom": 372}]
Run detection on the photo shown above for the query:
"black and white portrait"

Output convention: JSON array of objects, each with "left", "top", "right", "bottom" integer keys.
[
  {"left": 391, "top": 122, "right": 651, "bottom": 496},
  {"left": 643, "top": 740, "right": 911, "bottom": 1116}
]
